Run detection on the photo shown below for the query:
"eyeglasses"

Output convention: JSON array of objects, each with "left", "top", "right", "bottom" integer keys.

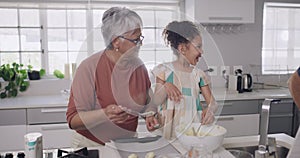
[{"left": 118, "top": 35, "right": 144, "bottom": 45}]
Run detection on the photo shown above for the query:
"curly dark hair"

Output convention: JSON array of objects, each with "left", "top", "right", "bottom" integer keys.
[{"left": 163, "top": 21, "right": 200, "bottom": 55}]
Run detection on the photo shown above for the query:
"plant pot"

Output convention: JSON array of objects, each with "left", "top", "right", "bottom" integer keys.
[{"left": 28, "top": 70, "right": 40, "bottom": 80}]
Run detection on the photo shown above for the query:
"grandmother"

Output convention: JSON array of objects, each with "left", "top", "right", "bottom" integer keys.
[{"left": 66, "top": 7, "right": 157, "bottom": 147}]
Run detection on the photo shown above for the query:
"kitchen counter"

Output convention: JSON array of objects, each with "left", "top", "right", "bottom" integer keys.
[
  {"left": 212, "top": 87, "right": 291, "bottom": 101},
  {"left": 0, "top": 95, "right": 68, "bottom": 109},
  {"left": 0, "top": 131, "right": 296, "bottom": 158},
  {"left": 0, "top": 88, "right": 291, "bottom": 109}
]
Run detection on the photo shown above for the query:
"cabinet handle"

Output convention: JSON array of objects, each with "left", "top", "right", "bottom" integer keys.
[
  {"left": 41, "top": 124, "right": 69, "bottom": 131},
  {"left": 217, "top": 117, "right": 234, "bottom": 121},
  {"left": 41, "top": 108, "right": 67, "bottom": 113},
  {"left": 269, "top": 114, "right": 293, "bottom": 118},
  {"left": 218, "top": 102, "right": 233, "bottom": 106},
  {"left": 209, "top": 17, "right": 243, "bottom": 21}
]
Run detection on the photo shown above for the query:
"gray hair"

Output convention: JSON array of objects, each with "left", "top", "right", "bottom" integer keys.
[{"left": 101, "top": 7, "right": 143, "bottom": 49}]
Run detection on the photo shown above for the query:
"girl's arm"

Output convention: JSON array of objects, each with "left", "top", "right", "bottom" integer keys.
[
  {"left": 200, "top": 85, "right": 218, "bottom": 124},
  {"left": 152, "top": 77, "right": 182, "bottom": 105}
]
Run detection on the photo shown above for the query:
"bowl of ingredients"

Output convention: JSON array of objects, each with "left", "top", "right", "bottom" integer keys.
[{"left": 175, "top": 123, "right": 227, "bottom": 152}]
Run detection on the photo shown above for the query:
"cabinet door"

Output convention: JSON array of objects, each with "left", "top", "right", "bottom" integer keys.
[
  {"left": 0, "top": 109, "right": 26, "bottom": 125},
  {"left": 27, "top": 123, "right": 74, "bottom": 149},
  {"left": 0, "top": 109, "right": 27, "bottom": 151},
  {"left": 186, "top": 0, "right": 255, "bottom": 23},
  {"left": 215, "top": 114, "right": 259, "bottom": 137},
  {"left": 27, "top": 107, "right": 67, "bottom": 125},
  {"left": 0, "top": 125, "right": 27, "bottom": 152},
  {"left": 218, "top": 100, "right": 259, "bottom": 116}
]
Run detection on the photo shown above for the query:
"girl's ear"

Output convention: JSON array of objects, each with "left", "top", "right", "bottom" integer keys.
[{"left": 178, "top": 43, "right": 188, "bottom": 55}]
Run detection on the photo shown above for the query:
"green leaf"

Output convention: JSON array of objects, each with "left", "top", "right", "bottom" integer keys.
[
  {"left": 5, "top": 85, "right": 11, "bottom": 90},
  {"left": 19, "top": 85, "right": 27, "bottom": 92},
  {"left": 11, "top": 89, "right": 18, "bottom": 97},
  {"left": 0, "top": 92, "right": 7, "bottom": 98}
]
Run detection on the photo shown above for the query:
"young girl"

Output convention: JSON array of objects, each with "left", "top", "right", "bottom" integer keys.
[{"left": 151, "top": 21, "right": 217, "bottom": 139}]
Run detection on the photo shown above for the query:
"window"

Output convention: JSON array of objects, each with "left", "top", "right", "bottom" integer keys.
[
  {"left": 262, "top": 3, "right": 300, "bottom": 74},
  {"left": 0, "top": 1, "right": 180, "bottom": 75}
]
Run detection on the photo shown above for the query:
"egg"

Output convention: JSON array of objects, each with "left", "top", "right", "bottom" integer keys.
[
  {"left": 128, "top": 153, "right": 138, "bottom": 158},
  {"left": 145, "top": 152, "right": 155, "bottom": 158}
]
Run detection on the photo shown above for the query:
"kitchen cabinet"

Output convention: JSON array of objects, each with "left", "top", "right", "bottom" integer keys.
[
  {"left": 216, "top": 114, "right": 259, "bottom": 137},
  {"left": 0, "top": 106, "right": 73, "bottom": 151},
  {"left": 0, "top": 109, "right": 26, "bottom": 152},
  {"left": 214, "top": 100, "right": 260, "bottom": 137},
  {"left": 258, "top": 99, "right": 295, "bottom": 136},
  {"left": 185, "top": 0, "right": 255, "bottom": 23},
  {"left": 26, "top": 106, "right": 73, "bottom": 149},
  {"left": 27, "top": 124, "right": 73, "bottom": 149}
]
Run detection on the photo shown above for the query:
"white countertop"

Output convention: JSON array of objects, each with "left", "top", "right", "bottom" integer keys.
[
  {"left": 0, "top": 95, "right": 68, "bottom": 109},
  {"left": 212, "top": 88, "right": 291, "bottom": 101},
  {"left": 0, "top": 88, "right": 292, "bottom": 109}
]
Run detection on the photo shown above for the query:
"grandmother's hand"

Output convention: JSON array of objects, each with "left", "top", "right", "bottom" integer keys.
[
  {"left": 164, "top": 82, "right": 182, "bottom": 103},
  {"left": 104, "top": 104, "right": 130, "bottom": 124},
  {"left": 146, "top": 115, "right": 160, "bottom": 131}
]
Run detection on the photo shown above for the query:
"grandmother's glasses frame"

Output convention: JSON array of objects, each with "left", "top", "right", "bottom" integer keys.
[{"left": 118, "top": 35, "right": 144, "bottom": 45}]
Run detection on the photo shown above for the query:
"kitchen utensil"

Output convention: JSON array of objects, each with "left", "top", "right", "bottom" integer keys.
[
  {"left": 119, "top": 106, "right": 156, "bottom": 118},
  {"left": 113, "top": 135, "right": 161, "bottom": 143},
  {"left": 175, "top": 123, "right": 227, "bottom": 152},
  {"left": 195, "top": 124, "right": 202, "bottom": 136}
]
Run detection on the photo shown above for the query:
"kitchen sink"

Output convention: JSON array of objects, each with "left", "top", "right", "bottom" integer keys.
[{"left": 226, "top": 145, "right": 289, "bottom": 158}]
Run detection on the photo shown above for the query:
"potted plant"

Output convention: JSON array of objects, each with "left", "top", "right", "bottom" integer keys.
[
  {"left": 0, "top": 63, "right": 30, "bottom": 99},
  {"left": 27, "top": 65, "right": 46, "bottom": 80}
]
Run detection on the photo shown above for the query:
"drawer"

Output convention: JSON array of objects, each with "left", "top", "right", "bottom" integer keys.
[
  {"left": 216, "top": 114, "right": 259, "bottom": 137},
  {"left": 0, "top": 125, "right": 26, "bottom": 151},
  {"left": 0, "top": 109, "right": 26, "bottom": 125},
  {"left": 218, "top": 100, "right": 259, "bottom": 115},
  {"left": 258, "top": 99, "right": 294, "bottom": 114},
  {"left": 270, "top": 100, "right": 294, "bottom": 114},
  {"left": 269, "top": 115, "right": 293, "bottom": 135},
  {"left": 27, "top": 107, "right": 67, "bottom": 125}
]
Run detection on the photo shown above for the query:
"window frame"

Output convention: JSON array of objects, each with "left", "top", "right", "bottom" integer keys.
[{"left": 0, "top": 1, "right": 181, "bottom": 76}]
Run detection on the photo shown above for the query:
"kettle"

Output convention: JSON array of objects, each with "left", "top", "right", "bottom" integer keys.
[
  {"left": 227, "top": 69, "right": 244, "bottom": 93},
  {"left": 242, "top": 74, "right": 252, "bottom": 92}
]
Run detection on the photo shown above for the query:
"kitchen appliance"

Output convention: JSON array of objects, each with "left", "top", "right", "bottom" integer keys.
[
  {"left": 228, "top": 69, "right": 244, "bottom": 93},
  {"left": 242, "top": 74, "right": 253, "bottom": 92}
]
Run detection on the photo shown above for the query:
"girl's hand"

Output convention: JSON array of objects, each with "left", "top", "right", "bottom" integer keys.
[
  {"left": 164, "top": 82, "right": 182, "bottom": 102},
  {"left": 201, "top": 108, "right": 215, "bottom": 125},
  {"left": 104, "top": 104, "right": 131, "bottom": 124},
  {"left": 146, "top": 115, "right": 160, "bottom": 131}
]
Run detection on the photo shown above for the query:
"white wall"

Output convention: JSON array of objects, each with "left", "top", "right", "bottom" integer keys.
[{"left": 191, "top": 0, "right": 300, "bottom": 87}]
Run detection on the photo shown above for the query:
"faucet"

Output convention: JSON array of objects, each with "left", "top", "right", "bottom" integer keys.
[{"left": 255, "top": 98, "right": 280, "bottom": 158}]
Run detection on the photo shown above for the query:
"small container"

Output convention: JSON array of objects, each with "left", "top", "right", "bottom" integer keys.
[{"left": 24, "top": 132, "right": 43, "bottom": 158}]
